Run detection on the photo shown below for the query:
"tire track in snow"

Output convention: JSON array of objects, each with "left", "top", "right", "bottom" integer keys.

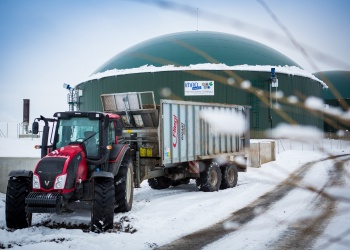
[
  {"left": 269, "top": 155, "right": 349, "bottom": 250},
  {"left": 157, "top": 154, "right": 350, "bottom": 250}
]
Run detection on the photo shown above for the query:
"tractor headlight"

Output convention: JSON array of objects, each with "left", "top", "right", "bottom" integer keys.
[
  {"left": 54, "top": 174, "right": 67, "bottom": 189},
  {"left": 33, "top": 174, "right": 40, "bottom": 189}
]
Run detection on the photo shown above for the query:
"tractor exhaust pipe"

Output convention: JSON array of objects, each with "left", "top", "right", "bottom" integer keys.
[{"left": 41, "top": 116, "right": 49, "bottom": 158}]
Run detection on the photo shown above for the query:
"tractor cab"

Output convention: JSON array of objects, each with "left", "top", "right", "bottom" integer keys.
[
  {"left": 53, "top": 113, "right": 102, "bottom": 159},
  {"left": 33, "top": 112, "right": 123, "bottom": 162}
]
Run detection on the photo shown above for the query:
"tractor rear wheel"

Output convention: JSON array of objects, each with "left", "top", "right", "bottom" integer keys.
[
  {"left": 114, "top": 161, "right": 134, "bottom": 213},
  {"left": 91, "top": 178, "right": 115, "bottom": 232},
  {"left": 220, "top": 163, "right": 238, "bottom": 189},
  {"left": 6, "top": 177, "right": 32, "bottom": 229},
  {"left": 196, "top": 162, "right": 222, "bottom": 192}
]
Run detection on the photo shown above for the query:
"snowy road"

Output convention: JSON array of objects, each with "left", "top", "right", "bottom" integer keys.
[
  {"left": 160, "top": 154, "right": 350, "bottom": 249},
  {"left": 0, "top": 150, "right": 350, "bottom": 249}
]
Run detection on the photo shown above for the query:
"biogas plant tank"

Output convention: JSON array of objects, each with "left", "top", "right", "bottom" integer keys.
[{"left": 74, "top": 31, "right": 325, "bottom": 139}]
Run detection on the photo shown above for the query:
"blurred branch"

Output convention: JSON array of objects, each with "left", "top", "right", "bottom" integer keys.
[
  {"left": 256, "top": 0, "right": 319, "bottom": 72},
  {"left": 257, "top": 0, "right": 349, "bottom": 111}
]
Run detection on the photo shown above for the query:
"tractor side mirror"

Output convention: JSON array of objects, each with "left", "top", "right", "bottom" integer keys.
[
  {"left": 116, "top": 119, "right": 123, "bottom": 136},
  {"left": 32, "top": 121, "right": 39, "bottom": 134}
]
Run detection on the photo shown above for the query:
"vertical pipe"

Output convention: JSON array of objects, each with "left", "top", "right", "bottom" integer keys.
[
  {"left": 23, "top": 99, "right": 30, "bottom": 134},
  {"left": 41, "top": 117, "right": 49, "bottom": 158}
]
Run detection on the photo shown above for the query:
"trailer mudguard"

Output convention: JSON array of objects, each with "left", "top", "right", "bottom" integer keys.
[
  {"left": 108, "top": 144, "right": 131, "bottom": 176},
  {"left": 8, "top": 170, "right": 33, "bottom": 178}
]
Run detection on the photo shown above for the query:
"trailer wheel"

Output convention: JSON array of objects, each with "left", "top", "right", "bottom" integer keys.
[
  {"left": 148, "top": 176, "right": 172, "bottom": 190},
  {"left": 91, "top": 178, "right": 115, "bottom": 233},
  {"left": 114, "top": 161, "right": 134, "bottom": 213},
  {"left": 220, "top": 163, "right": 238, "bottom": 189},
  {"left": 171, "top": 178, "right": 191, "bottom": 187},
  {"left": 6, "top": 177, "right": 32, "bottom": 229},
  {"left": 196, "top": 162, "right": 222, "bottom": 192}
]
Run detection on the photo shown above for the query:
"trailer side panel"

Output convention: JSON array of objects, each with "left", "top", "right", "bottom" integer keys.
[{"left": 161, "top": 100, "right": 250, "bottom": 166}]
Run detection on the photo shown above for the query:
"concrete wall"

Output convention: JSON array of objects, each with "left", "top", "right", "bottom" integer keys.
[
  {"left": 0, "top": 157, "right": 39, "bottom": 193},
  {"left": 250, "top": 141, "right": 276, "bottom": 168}
]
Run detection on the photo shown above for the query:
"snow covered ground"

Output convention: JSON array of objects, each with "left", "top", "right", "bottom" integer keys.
[{"left": 0, "top": 138, "right": 349, "bottom": 249}]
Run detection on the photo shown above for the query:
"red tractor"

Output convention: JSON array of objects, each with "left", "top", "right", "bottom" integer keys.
[{"left": 5, "top": 111, "right": 134, "bottom": 232}]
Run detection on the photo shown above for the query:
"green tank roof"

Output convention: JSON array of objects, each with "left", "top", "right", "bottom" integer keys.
[
  {"left": 93, "top": 31, "right": 300, "bottom": 74},
  {"left": 314, "top": 70, "right": 350, "bottom": 99}
]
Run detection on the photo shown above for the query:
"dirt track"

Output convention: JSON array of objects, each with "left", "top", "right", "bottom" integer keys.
[{"left": 157, "top": 155, "right": 350, "bottom": 250}]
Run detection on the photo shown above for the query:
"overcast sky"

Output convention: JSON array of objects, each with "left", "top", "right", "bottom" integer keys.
[{"left": 0, "top": 0, "right": 349, "bottom": 124}]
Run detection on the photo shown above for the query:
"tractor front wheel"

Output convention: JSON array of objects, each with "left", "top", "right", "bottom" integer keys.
[
  {"left": 91, "top": 178, "right": 115, "bottom": 232},
  {"left": 6, "top": 177, "right": 32, "bottom": 229}
]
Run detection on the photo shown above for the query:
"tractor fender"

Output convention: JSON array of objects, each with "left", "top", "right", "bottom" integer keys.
[
  {"left": 91, "top": 171, "right": 114, "bottom": 180},
  {"left": 8, "top": 170, "right": 33, "bottom": 178},
  {"left": 86, "top": 148, "right": 110, "bottom": 166},
  {"left": 108, "top": 144, "right": 131, "bottom": 176}
]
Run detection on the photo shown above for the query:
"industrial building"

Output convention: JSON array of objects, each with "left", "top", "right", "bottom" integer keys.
[
  {"left": 314, "top": 70, "right": 350, "bottom": 133},
  {"left": 73, "top": 31, "right": 325, "bottom": 138}
]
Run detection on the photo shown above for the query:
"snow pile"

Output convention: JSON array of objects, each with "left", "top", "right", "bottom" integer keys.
[{"left": 82, "top": 63, "right": 327, "bottom": 88}]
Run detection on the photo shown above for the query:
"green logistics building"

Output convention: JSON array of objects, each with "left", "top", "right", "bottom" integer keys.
[
  {"left": 75, "top": 31, "right": 326, "bottom": 138},
  {"left": 314, "top": 70, "right": 350, "bottom": 133}
]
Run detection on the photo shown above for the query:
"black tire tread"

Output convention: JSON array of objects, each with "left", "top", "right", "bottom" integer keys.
[
  {"left": 114, "top": 161, "right": 134, "bottom": 213},
  {"left": 148, "top": 176, "right": 172, "bottom": 190},
  {"left": 6, "top": 178, "right": 32, "bottom": 229},
  {"left": 220, "top": 164, "right": 238, "bottom": 189},
  {"left": 196, "top": 162, "right": 222, "bottom": 192},
  {"left": 171, "top": 178, "right": 191, "bottom": 187},
  {"left": 91, "top": 178, "right": 115, "bottom": 232}
]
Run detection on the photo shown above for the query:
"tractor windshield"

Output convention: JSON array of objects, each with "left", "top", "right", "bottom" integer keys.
[{"left": 56, "top": 117, "right": 99, "bottom": 157}]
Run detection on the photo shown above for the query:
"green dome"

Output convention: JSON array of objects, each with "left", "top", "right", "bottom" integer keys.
[
  {"left": 93, "top": 31, "right": 300, "bottom": 74},
  {"left": 314, "top": 70, "right": 350, "bottom": 99}
]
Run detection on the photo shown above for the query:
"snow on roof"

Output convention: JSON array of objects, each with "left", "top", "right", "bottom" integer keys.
[{"left": 82, "top": 63, "right": 327, "bottom": 88}]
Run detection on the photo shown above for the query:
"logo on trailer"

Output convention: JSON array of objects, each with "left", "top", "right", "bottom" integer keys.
[{"left": 172, "top": 114, "right": 178, "bottom": 148}]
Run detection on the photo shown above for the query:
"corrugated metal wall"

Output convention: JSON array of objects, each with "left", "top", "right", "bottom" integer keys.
[{"left": 76, "top": 70, "right": 324, "bottom": 138}]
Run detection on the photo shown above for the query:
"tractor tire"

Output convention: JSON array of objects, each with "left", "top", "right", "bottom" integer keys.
[
  {"left": 148, "top": 176, "right": 172, "bottom": 190},
  {"left": 91, "top": 178, "right": 115, "bottom": 233},
  {"left": 196, "top": 162, "right": 222, "bottom": 192},
  {"left": 6, "top": 177, "right": 32, "bottom": 229},
  {"left": 114, "top": 161, "right": 134, "bottom": 213},
  {"left": 220, "top": 163, "right": 238, "bottom": 189}
]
